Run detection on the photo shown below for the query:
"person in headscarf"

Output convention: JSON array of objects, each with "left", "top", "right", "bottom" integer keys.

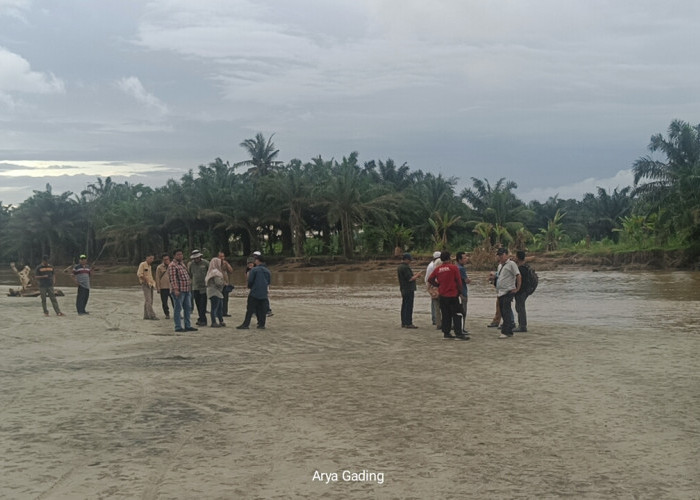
[{"left": 205, "top": 257, "right": 225, "bottom": 327}]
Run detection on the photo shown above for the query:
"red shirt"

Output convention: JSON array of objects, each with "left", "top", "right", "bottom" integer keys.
[{"left": 428, "top": 263, "right": 463, "bottom": 298}]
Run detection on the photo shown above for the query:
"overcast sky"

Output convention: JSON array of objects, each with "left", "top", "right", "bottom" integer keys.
[{"left": 1, "top": 0, "right": 699, "bottom": 206}]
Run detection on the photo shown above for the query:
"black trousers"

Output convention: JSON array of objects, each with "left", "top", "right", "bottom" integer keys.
[
  {"left": 439, "top": 295, "right": 463, "bottom": 335},
  {"left": 159, "top": 289, "right": 173, "bottom": 317},
  {"left": 400, "top": 290, "right": 415, "bottom": 326},
  {"left": 193, "top": 290, "right": 208, "bottom": 324},
  {"left": 515, "top": 291, "right": 528, "bottom": 328},
  {"left": 498, "top": 292, "right": 516, "bottom": 335},
  {"left": 242, "top": 295, "right": 268, "bottom": 327},
  {"left": 76, "top": 285, "right": 90, "bottom": 314}
]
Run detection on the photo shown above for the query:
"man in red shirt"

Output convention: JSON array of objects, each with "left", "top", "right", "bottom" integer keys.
[{"left": 428, "top": 251, "right": 468, "bottom": 340}]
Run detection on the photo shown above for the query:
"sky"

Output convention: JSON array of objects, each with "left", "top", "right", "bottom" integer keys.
[{"left": 1, "top": 0, "right": 699, "bottom": 206}]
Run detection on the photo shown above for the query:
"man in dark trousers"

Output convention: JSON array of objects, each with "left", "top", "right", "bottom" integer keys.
[
  {"left": 72, "top": 254, "right": 91, "bottom": 315},
  {"left": 397, "top": 252, "right": 421, "bottom": 329},
  {"left": 428, "top": 251, "right": 468, "bottom": 340},
  {"left": 237, "top": 254, "right": 271, "bottom": 330},
  {"left": 514, "top": 250, "right": 529, "bottom": 332}
]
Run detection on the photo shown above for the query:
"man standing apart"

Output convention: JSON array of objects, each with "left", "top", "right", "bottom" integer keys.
[
  {"left": 428, "top": 251, "right": 467, "bottom": 340},
  {"left": 137, "top": 254, "right": 158, "bottom": 320},
  {"left": 397, "top": 253, "right": 421, "bottom": 329},
  {"left": 36, "top": 255, "right": 64, "bottom": 317},
  {"left": 169, "top": 249, "right": 198, "bottom": 332},
  {"left": 188, "top": 250, "right": 209, "bottom": 326},
  {"left": 495, "top": 247, "right": 521, "bottom": 338},
  {"left": 72, "top": 254, "right": 91, "bottom": 315},
  {"left": 155, "top": 253, "right": 172, "bottom": 319},
  {"left": 456, "top": 251, "right": 472, "bottom": 334},
  {"left": 237, "top": 254, "right": 271, "bottom": 330}
]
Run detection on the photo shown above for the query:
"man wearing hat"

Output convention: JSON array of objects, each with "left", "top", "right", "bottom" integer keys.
[
  {"left": 188, "top": 249, "right": 209, "bottom": 326},
  {"left": 425, "top": 250, "right": 443, "bottom": 328},
  {"left": 495, "top": 247, "right": 521, "bottom": 338},
  {"left": 397, "top": 253, "right": 422, "bottom": 329},
  {"left": 72, "top": 254, "right": 91, "bottom": 315}
]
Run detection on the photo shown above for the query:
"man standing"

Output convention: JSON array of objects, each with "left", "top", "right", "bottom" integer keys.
[
  {"left": 188, "top": 249, "right": 209, "bottom": 326},
  {"left": 495, "top": 247, "right": 521, "bottom": 338},
  {"left": 137, "top": 254, "right": 158, "bottom": 320},
  {"left": 428, "top": 251, "right": 467, "bottom": 340},
  {"left": 425, "top": 251, "right": 442, "bottom": 328},
  {"left": 397, "top": 253, "right": 421, "bottom": 329},
  {"left": 456, "top": 251, "right": 471, "bottom": 334},
  {"left": 169, "top": 249, "right": 198, "bottom": 332},
  {"left": 72, "top": 254, "right": 91, "bottom": 315},
  {"left": 155, "top": 253, "right": 172, "bottom": 320},
  {"left": 35, "top": 255, "right": 64, "bottom": 317},
  {"left": 218, "top": 251, "right": 234, "bottom": 317},
  {"left": 514, "top": 250, "right": 529, "bottom": 333},
  {"left": 237, "top": 253, "right": 271, "bottom": 330}
]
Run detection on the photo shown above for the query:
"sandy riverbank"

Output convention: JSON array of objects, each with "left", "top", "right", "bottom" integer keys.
[{"left": 1, "top": 286, "right": 698, "bottom": 499}]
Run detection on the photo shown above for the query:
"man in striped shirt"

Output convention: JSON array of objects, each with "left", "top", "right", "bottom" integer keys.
[{"left": 168, "top": 249, "right": 198, "bottom": 332}]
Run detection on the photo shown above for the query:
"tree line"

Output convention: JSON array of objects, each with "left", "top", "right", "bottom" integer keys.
[{"left": 1, "top": 120, "right": 698, "bottom": 266}]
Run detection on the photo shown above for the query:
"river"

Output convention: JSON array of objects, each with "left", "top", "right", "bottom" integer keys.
[{"left": 1, "top": 267, "right": 698, "bottom": 333}]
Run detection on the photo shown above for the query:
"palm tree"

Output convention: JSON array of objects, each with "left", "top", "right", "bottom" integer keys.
[
  {"left": 317, "top": 153, "right": 396, "bottom": 258},
  {"left": 633, "top": 119, "right": 700, "bottom": 241},
  {"left": 262, "top": 160, "right": 311, "bottom": 257},
  {"left": 234, "top": 132, "right": 282, "bottom": 177},
  {"left": 462, "top": 177, "right": 532, "bottom": 246}
]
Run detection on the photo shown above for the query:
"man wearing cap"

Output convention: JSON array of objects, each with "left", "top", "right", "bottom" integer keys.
[
  {"left": 397, "top": 253, "right": 422, "bottom": 329},
  {"left": 428, "top": 251, "right": 468, "bottom": 340},
  {"left": 72, "top": 254, "right": 91, "bottom": 315},
  {"left": 188, "top": 250, "right": 209, "bottom": 326},
  {"left": 495, "top": 247, "right": 521, "bottom": 338},
  {"left": 137, "top": 254, "right": 158, "bottom": 320},
  {"left": 425, "top": 251, "right": 443, "bottom": 328}
]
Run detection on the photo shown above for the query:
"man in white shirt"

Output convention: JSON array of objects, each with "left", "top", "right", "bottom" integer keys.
[
  {"left": 495, "top": 247, "right": 521, "bottom": 338},
  {"left": 425, "top": 251, "right": 442, "bottom": 327}
]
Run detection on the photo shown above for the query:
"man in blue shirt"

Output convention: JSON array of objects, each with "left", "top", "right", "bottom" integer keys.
[{"left": 237, "top": 254, "right": 271, "bottom": 330}]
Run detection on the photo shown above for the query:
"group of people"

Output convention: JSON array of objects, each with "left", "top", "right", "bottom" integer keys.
[
  {"left": 34, "top": 249, "right": 272, "bottom": 333},
  {"left": 398, "top": 247, "right": 533, "bottom": 340},
  {"left": 137, "top": 249, "right": 272, "bottom": 332}
]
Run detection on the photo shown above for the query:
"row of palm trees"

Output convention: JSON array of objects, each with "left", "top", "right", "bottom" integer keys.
[{"left": 1, "top": 119, "right": 698, "bottom": 265}]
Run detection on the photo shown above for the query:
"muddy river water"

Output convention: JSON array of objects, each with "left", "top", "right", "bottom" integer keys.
[{"left": 2, "top": 268, "right": 699, "bottom": 333}]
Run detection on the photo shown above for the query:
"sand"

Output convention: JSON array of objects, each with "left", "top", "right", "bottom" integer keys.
[{"left": 1, "top": 286, "right": 698, "bottom": 499}]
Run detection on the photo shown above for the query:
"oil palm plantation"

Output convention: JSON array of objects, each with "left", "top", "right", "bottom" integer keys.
[{"left": 632, "top": 119, "right": 700, "bottom": 243}]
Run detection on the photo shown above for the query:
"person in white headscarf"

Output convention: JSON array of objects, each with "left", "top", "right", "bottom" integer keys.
[{"left": 205, "top": 257, "right": 225, "bottom": 327}]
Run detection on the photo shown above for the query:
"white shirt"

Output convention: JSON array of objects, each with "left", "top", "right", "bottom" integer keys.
[{"left": 496, "top": 260, "right": 520, "bottom": 297}]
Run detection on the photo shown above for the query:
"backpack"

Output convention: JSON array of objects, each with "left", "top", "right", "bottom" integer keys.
[{"left": 523, "top": 265, "right": 538, "bottom": 295}]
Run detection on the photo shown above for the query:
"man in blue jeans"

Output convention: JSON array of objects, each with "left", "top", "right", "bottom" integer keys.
[{"left": 168, "top": 249, "right": 198, "bottom": 332}]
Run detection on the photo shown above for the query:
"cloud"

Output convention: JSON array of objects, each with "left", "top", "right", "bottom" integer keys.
[
  {"left": 519, "top": 169, "right": 635, "bottom": 202},
  {"left": 0, "top": 160, "right": 173, "bottom": 178},
  {"left": 116, "top": 76, "right": 168, "bottom": 115},
  {"left": 0, "top": 0, "right": 31, "bottom": 21},
  {"left": 0, "top": 46, "right": 65, "bottom": 101}
]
